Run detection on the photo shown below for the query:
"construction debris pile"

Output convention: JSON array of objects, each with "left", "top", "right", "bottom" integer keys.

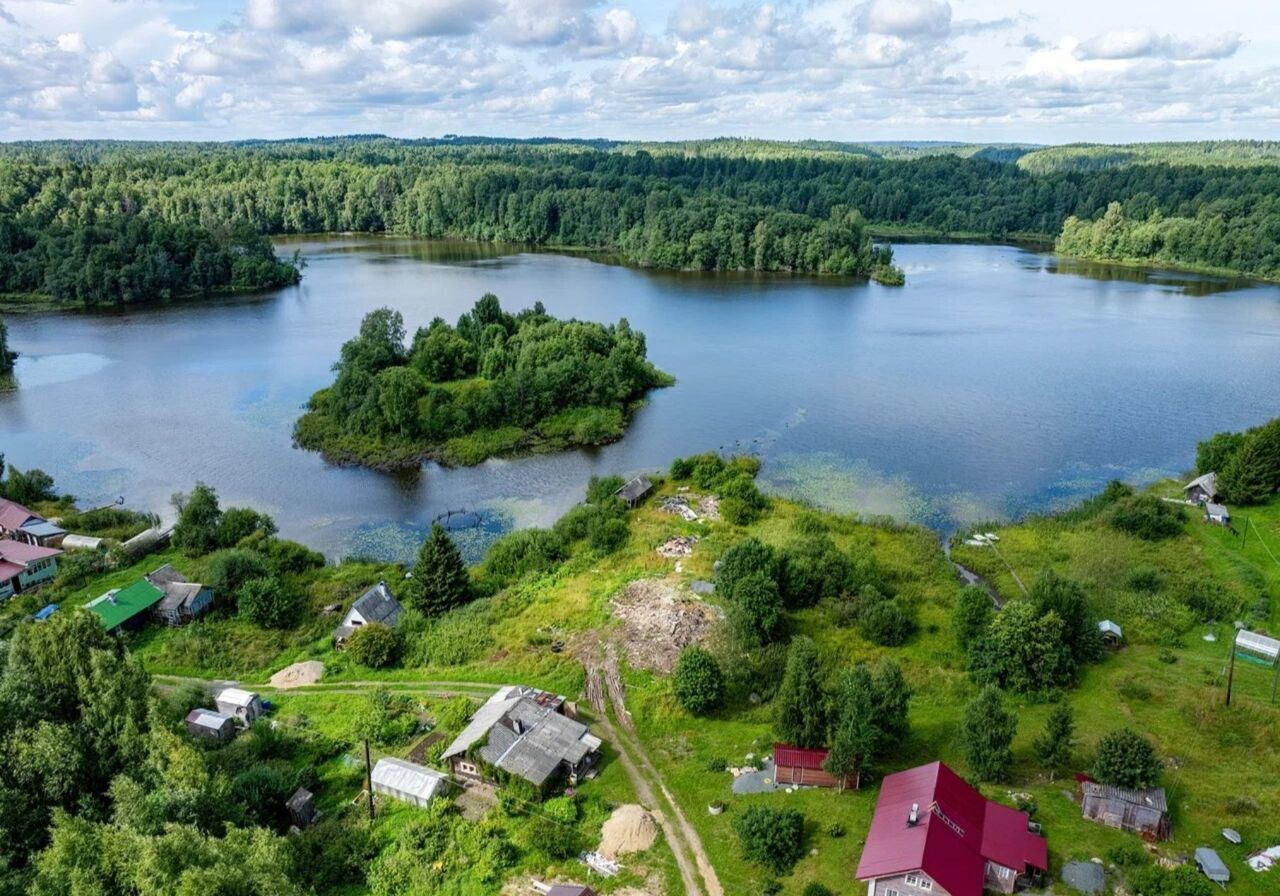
[
  {"left": 612, "top": 579, "right": 717, "bottom": 672},
  {"left": 656, "top": 536, "right": 697, "bottom": 558}
]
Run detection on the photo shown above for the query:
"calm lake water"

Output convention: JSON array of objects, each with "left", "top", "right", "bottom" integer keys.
[{"left": 3, "top": 237, "right": 1279, "bottom": 561}]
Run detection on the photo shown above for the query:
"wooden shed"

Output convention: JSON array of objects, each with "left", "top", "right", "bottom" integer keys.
[
  {"left": 287, "top": 787, "right": 318, "bottom": 827},
  {"left": 773, "top": 743, "right": 847, "bottom": 789},
  {"left": 614, "top": 476, "right": 653, "bottom": 509},
  {"left": 1079, "top": 779, "right": 1171, "bottom": 841}
]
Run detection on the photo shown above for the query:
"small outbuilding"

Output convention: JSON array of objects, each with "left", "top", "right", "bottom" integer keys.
[
  {"left": 370, "top": 757, "right": 448, "bottom": 808},
  {"left": 287, "top": 787, "right": 318, "bottom": 827},
  {"left": 215, "top": 687, "right": 265, "bottom": 725},
  {"left": 773, "top": 743, "right": 847, "bottom": 789},
  {"left": 335, "top": 581, "right": 403, "bottom": 647},
  {"left": 1195, "top": 848, "right": 1230, "bottom": 887},
  {"left": 614, "top": 476, "right": 653, "bottom": 509},
  {"left": 61, "top": 534, "right": 106, "bottom": 552},
  {"left": 185, "top": 709, "right": 237, "bottom": 742},
  {"left": 146, "top": 564, "right": 214, "bottom": 625},
  {"left": 1079, "top": 779, "right": 1171, "bottom": 841},
  {"left": 1098, "top": 620, "right": 1124, "bottom": 648},
  {"left": 1184, "top": 472, "right": 1219, "bottom": 505},
  {"left": 84, "top": 578, "right": 164, "bottom": 633},
  {"left": 1204, "top": 503, "right": 1231, "bottom": 526}
]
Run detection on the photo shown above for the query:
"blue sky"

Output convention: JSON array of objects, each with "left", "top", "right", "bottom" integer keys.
[{"left": 0, "top": 0, "right": 1275, "bottom": 142}]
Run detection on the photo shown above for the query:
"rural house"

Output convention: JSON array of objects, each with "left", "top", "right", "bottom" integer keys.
[
  {"left": 185, "top": 709, "right": 237, "bottom": 742},
  {"left": 0, "top": 538, "right": 61, "bottom": 599},
  {"left": 1183, "top": 472, "right": 1219, "bottom": 505},
  {"left": 773, "top": 743, "right": 848, "bottom": 789},
  {"left": 145, "top": 564, "right": 214, "bottom": 625},
  {"left": 1078, "top": 778, "right": 1170, "bottom": 841},
  {"left": 856, "top": 761, "right": 1047, "bottom": 896},
  {"left": 215, "top": 687, "right": 265, "bottom": 725},
  {"left": 371, "top": 757, "right": 448, "bottom": 808},
  {"left": 441, "top": 685, "right": 601, "bottom": 789},
  {"left": 614, "top": 475, "right": 653, "bottom": 508},
  {"left": 84, "top": 578, "right": 165, "bottom": 632},
  {"left": 334, "top": 581, "right": 403, "bottom": 646},
  {"left": 0, "top": 499, "right": 65, "bottom": 547}
]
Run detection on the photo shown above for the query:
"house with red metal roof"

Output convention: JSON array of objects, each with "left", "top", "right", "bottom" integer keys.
[
  {"left": 855, "top": 762, "right": 1047, "bottom": 896},
  {"left": 774, "top": 743, "right": 849, "bottom": 789},
  {"left": 0, "top": 538, "right": 62, "bottom": 599}
]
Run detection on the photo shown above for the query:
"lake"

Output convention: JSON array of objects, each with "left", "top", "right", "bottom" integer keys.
[{"left": 3, "top": 237, "right": 1278, "bottom": 561}]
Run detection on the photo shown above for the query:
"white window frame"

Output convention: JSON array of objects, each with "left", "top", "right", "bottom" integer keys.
[{"left": 905, "top": 875, "right": 919, "bottom": 887}]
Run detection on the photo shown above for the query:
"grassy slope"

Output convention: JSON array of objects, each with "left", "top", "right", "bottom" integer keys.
[{"left": 107, "top": 478, "right": 1280, "bottom": 895}]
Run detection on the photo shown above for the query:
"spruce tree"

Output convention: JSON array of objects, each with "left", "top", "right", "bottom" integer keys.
[
  {"left": 409, "top": 524, "right": 471, "bottom": 617},
  {"left": 961, "top": 685, "right": 1017, "bottom": 781},
  {"left": 1033, "top": 701, "right": 1075, "bottom": 776},
  {"left": 774, "top": 636, "right": 827, "bottom": 748}
]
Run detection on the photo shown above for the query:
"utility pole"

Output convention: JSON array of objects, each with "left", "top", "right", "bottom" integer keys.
[
  {"left": 1242, "top": 517, "right": 1249, "bottom": 548},
  {"left": 366, "top": 737, "right": 373, "bottom": 824},
  {"left": 1225, "top": 630, "right": 1239, "bottom": 707}
]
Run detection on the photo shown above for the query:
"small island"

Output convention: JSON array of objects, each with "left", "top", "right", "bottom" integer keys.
[{"left": 294, "top": 295, "right": 673, "bottom": 469}]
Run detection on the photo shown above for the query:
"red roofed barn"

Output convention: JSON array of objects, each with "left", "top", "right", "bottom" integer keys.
[
  {"left": 774, "top": 743, "right": 848, "bottom": 789},
  {"left": 855, "top": 762, "right": 1047, "bottom": 896}
]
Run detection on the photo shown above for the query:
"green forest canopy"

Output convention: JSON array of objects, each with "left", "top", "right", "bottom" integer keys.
[
  {"left": 6, "top": 136, "right": 1280, "bottom": 298},
  {"left": 294, "top": 294, "right": 671, "bottom": 468}
]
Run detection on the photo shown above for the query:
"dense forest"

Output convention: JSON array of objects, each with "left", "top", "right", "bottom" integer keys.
[
  {"left": 294, "top": 294, "right": 671, "bottom": 468},
  {"left": 5, "top": 137, "right": 1280, "bottom": 293}
]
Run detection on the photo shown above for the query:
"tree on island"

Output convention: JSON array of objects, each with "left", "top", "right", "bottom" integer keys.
[
  {"left": 962, "top": 685, "right": 1017, "bottom": 782},
  {"left": 407, "top": 524, "right": 471, "bottom": 617},
  {"left": 774, "top": 636, "right": 827, "bottom": 749}
]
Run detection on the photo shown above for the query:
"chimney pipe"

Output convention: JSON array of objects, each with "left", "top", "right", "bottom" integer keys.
[{"left": 908, "top": 803, "right": 919, "bottom": 826}]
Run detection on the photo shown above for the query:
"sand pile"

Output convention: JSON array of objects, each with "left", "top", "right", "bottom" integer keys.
[
  {"left": 269, "top": 661, "right": 324, "bottom": 689},
  {"left": 598, "top": 804, "right": 658, "bottom": 858}
]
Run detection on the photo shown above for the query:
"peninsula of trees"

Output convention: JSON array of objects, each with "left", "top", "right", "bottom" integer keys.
[
  {"left": 8, "top": 137, "right": 1280, "bottom": 295},
  {"left": 293, "top": 295, "right": 672, "bottom": 468}
]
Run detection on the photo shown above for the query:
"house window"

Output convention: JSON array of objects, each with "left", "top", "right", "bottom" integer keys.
[
  {"left": 886, "top": 889, "right": 900, "bottom": 896},
  {"left": 905, "top": 876, "right": 919, "bottom": 887},
  {"left": 917, "top": 877, "right": 932, "bottom": 891}
]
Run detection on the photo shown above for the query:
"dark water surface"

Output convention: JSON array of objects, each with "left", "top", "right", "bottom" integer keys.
[{"left": 3, "top": 237, "right": 1278, "bottom": 560}]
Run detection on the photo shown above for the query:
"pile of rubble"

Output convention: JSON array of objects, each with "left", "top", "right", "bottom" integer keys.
[
  {"left": 611, "top": 578, "right": 717, "bottom": 672},
  {"left": 656, "top": 535, "right": 698, "bottom": 557}
]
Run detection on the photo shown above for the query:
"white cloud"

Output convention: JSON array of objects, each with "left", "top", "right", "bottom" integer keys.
[
  {"left": 0, "top": 0, "right": 1274, "bottom": 142},
  {"left": 1075, "top": 28, "right": 1243, "bottom": 61},
  {"left": 855, "top": 0, "right": 952, "bottom": 40}
]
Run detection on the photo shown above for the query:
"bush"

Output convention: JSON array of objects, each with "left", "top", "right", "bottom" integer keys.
[
  {"left": 802, "top": 885, "right": 833, "bottom": 896},
  {"left": 217, "top": 506, "right": 277, "bottom": 548},
  {"left": 588, "top": 517, "right": 629, "bottom": 554},
  {"left": 731, "top": 805, "right": 805, "bottom": 874},
  {"left": 481, "top": 528, "right": 566, "bottom": 584},
  {"left": 826, "top": 823, "right": 845, "bottom": 838},
  {"left": 673, "top": 647, "right": 725, "bottom": 714},
  {"left": 778, "top": 535, "right": 852, "bottom": 609},
  {"left": 345, "top": 623, "right": 402, "bottom": 668},
  {"left": 1093, "top": 728, "right": 1162, "bottom": 790},
  {"left": 585, "top": 474, "right": 625, "bottom": 504},
  {"left": 1111, "top": 494, "right": 1185, "bottom": 540},
  {"left": 719, "top": 474, "right": 768, "bottom": 525},
  {"left": 704, "top": 757, "right": 727, "bottom": 772},
  {"left": 265, "top": 538, "right": 326, "bottom": 574},
  {"left": 860, "top": 597, "right": 916, "bottom": 646},
  {"left": 727, "top": 571, "right": 786, "bottom": 647},
  {"left": 237, "top": 577, "right": 302, "bottom": 629},
  {"left": 716, "top": 538, "right": 780, "bottom": 601},
  {"left": 208, "top": 549, "right": 271, "bottom": 604}
]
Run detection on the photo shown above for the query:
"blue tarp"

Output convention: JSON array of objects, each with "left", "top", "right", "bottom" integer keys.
[{"left": 34, "top": 603, "right": 59, "bottom": 620}]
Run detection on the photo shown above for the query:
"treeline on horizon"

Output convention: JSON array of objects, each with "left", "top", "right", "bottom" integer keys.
[{"left": 4, "top": 137, "right": 1280, "bottom": 299}]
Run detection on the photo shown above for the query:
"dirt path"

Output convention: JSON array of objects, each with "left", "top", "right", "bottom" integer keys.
[
  {"left": 157, "top": 667, "right": 725, "bottom": 896},
  {"left": 585, "top": 647, "right": 725, "bottom": 896}
]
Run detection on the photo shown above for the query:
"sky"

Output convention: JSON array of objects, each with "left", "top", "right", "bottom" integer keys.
[{"left": 0, "top": 0, "right": 1276, "bottom": 143}]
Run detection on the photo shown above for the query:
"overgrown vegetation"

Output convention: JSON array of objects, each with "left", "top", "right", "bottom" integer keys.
[{"left": 294, "top": 297, "right": 671, "bottom": 468}]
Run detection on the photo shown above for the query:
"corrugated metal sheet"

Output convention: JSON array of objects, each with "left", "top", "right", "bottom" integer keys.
[{"left": 371, "top": 758, "right": 446, "bottom": 806}]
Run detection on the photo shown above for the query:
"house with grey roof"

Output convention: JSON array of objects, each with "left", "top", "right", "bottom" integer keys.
[
  {"left": 146, "top": 564, "right": 214, "bottom": 625},
  {"left": 441, "top": 685, "right": 601, "bottom": 790},
  {"left": 614, "top": 475, "right": 653, "bottom": 508},
  {"left": 1184, "top": 472, "right": 1219, "bottom": 505},
  {"left": 334, "top": 581, "right": 403, "bottom": 647},
  {"left": 185, "top": 708, "right": 237, "bottom": 742}
]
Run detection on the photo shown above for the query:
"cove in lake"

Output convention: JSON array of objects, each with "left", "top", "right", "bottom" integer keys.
[{"left": 2, "top": 236, "right": 1278, "bottom": 562}]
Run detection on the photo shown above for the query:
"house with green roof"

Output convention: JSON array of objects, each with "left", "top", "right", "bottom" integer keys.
[{"left": 84, "top": 578, "right": 165, "bottom": 633}]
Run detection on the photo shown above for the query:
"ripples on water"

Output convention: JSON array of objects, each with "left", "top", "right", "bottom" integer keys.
[{"left": 3, "top": 236, "right": 1279, "bottom": 561}]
